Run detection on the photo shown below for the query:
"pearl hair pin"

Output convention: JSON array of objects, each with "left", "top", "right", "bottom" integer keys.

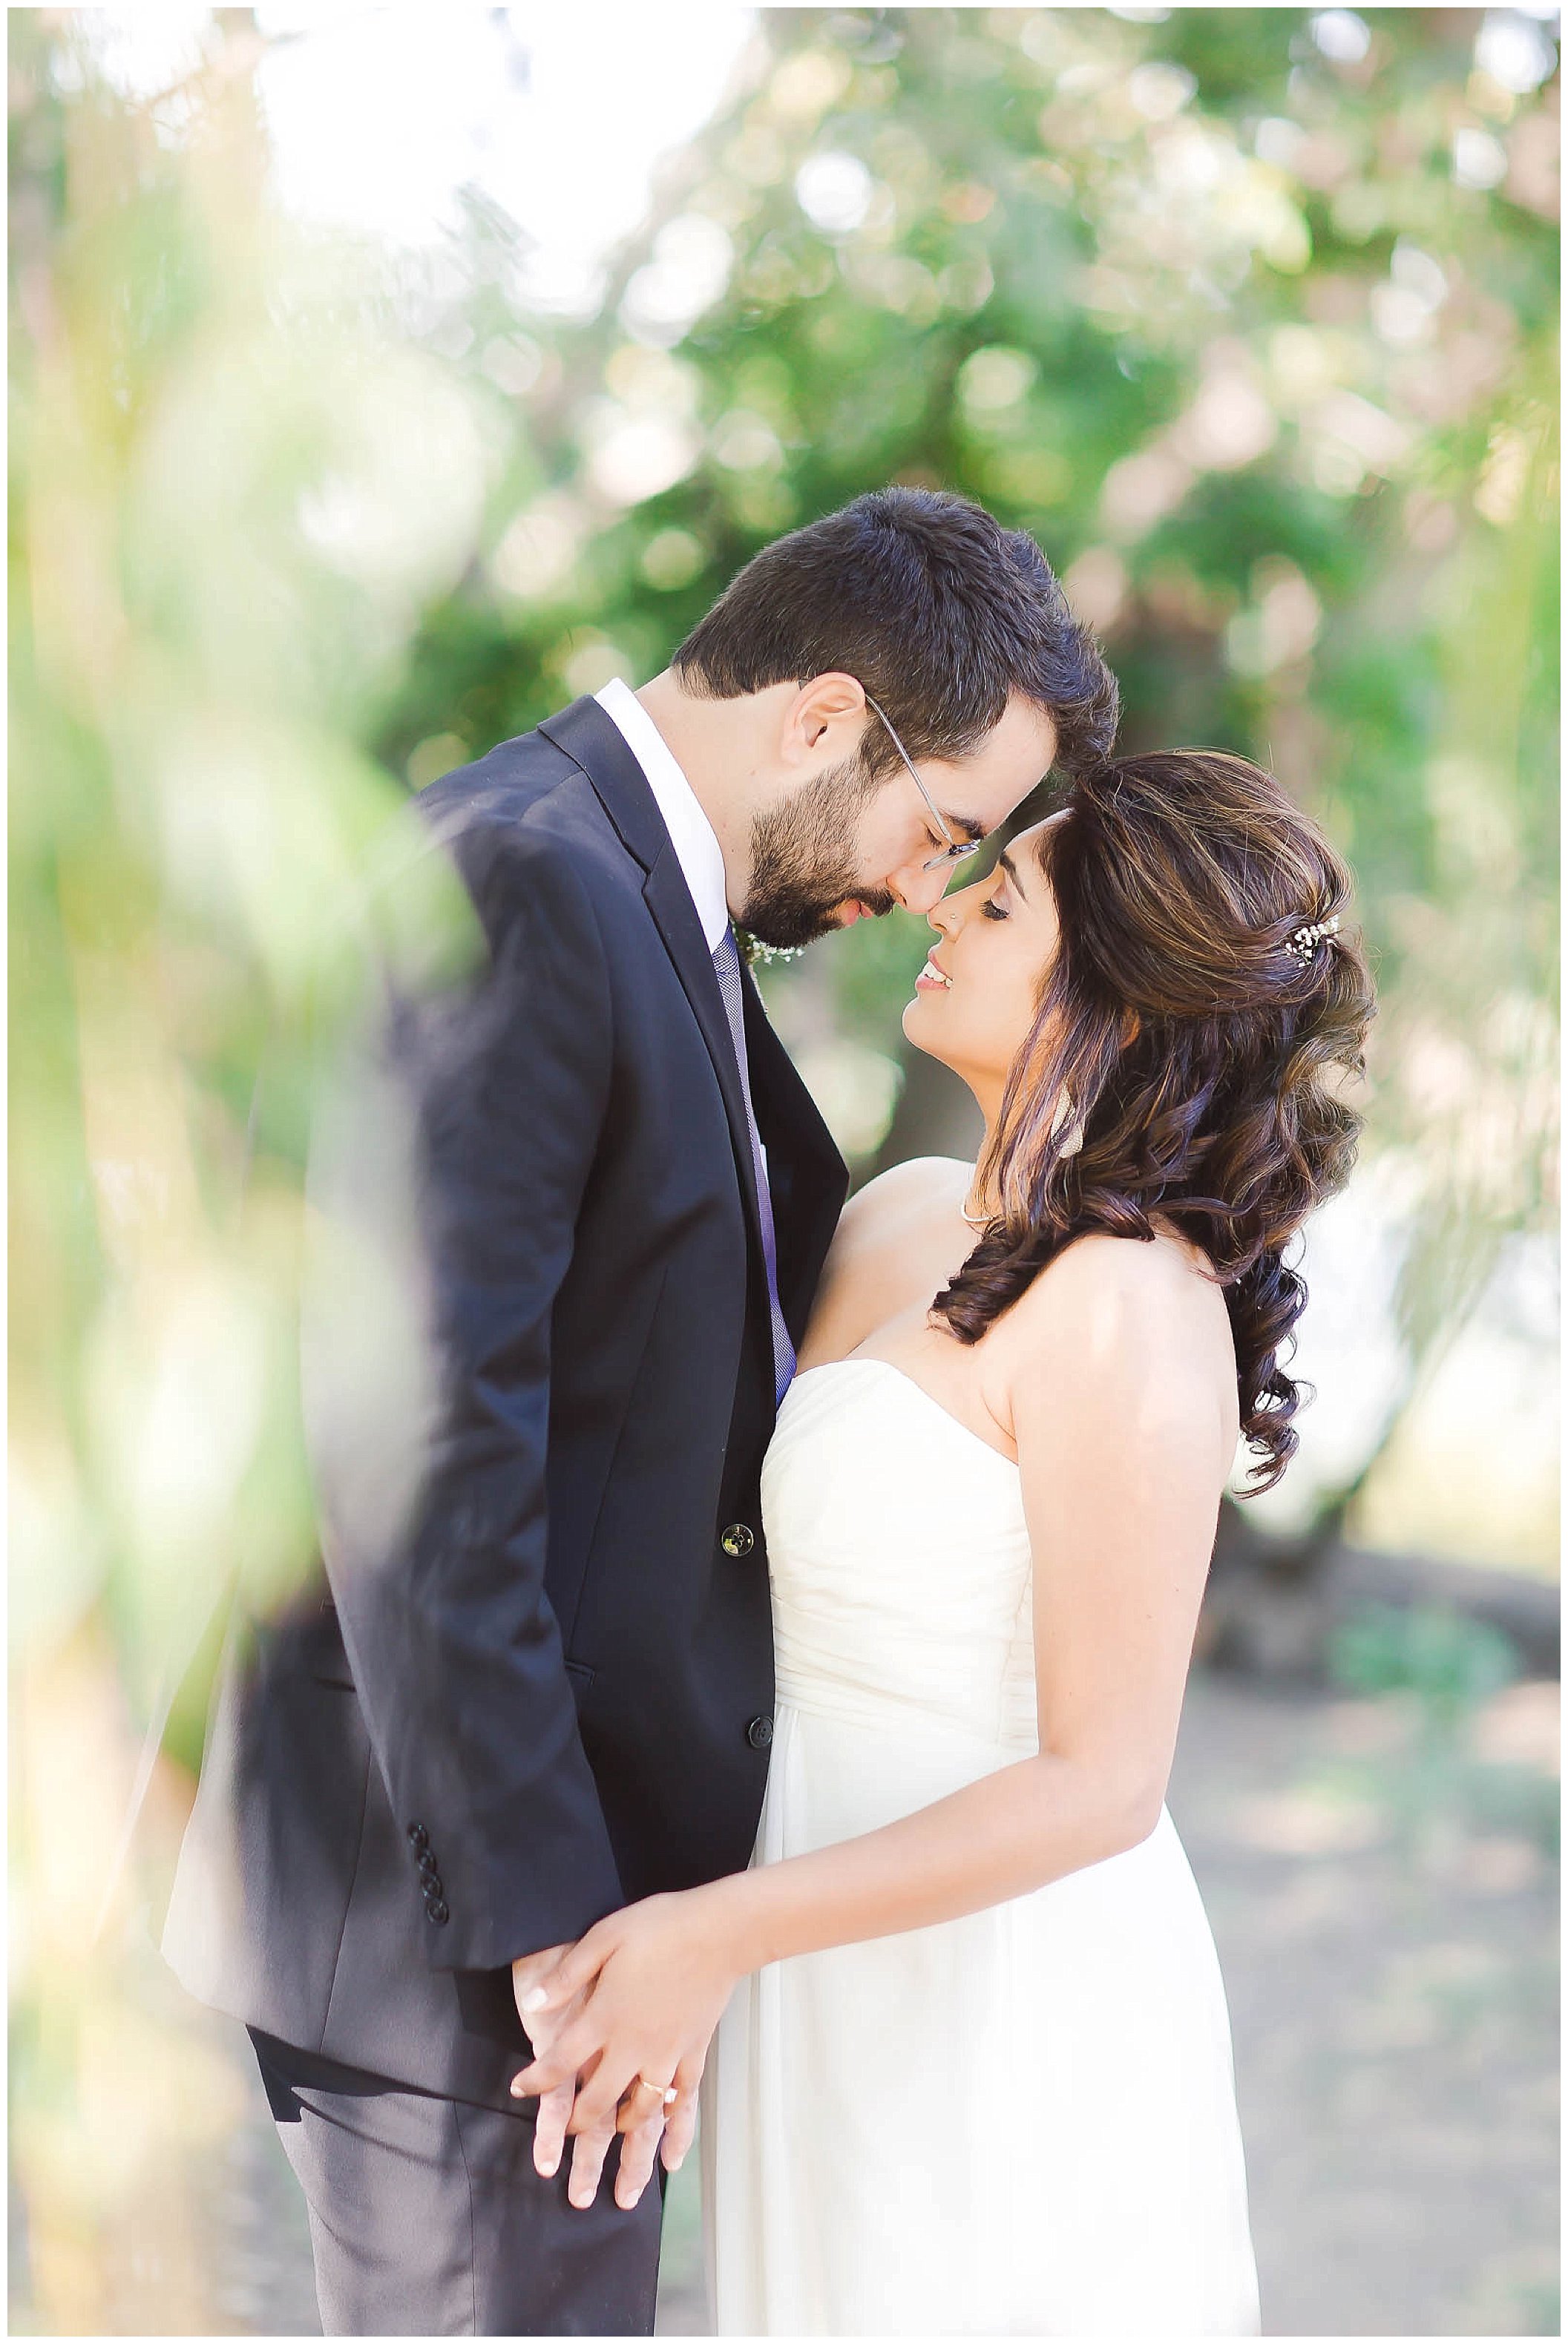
[{"left": 1282, "top": 913, "right": 1340, "bottom": 965}]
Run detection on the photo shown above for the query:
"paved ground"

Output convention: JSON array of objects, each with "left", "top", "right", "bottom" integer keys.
[
  {"left": 1158, "top": 1669, "right": 1557, "bottom": 2340},
  {"left": 112, "top": 1664, "right": 1564, "bottom": 2337}
]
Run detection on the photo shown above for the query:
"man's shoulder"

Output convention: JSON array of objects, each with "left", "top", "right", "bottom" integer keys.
[
  {"left": 412, "top": 724, "right": 638, "bottom": 918},
  {"left": 414, "top": 724, "right": 594, "bottom": 850}
]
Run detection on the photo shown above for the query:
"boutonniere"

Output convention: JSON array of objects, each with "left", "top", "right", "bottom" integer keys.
[{"left": 735, "top": 930, "right": 804, "bottom": 969}]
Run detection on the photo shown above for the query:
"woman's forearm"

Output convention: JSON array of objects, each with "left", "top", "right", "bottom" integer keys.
[
  {"left": 505, "top": 1751, "right": 1162, "bottom": 2148},
  {"left": 706, "top": 1750, "right": 1160, "bottom": 1975}
]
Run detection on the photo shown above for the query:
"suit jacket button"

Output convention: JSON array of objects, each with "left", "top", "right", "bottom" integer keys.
[
  {"left": 407, "top": 1822, "right": 430, "bottom": 1851},
  {"left": 416, "top": 1851, "right": 439, "bottom": 1881},
  {"left": 746, "top": 1713, "right": 774, "bottom": 1750},
  {"left": 425, "top": 1896, "right": 450, "bottom": 1926},
  {"left": 721, "top": 1522, "right": 755, "bottom": 1557}
]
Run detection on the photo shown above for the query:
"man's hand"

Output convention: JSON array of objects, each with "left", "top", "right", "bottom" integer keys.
[
  {"left": 514, "top": 1945, "right": 680, "bottom": 2210},
  {"left": 511, "top": 1946, "right": 598, "bottom": 2200},
  {"left": 608, "top": 2055, "right": 702, "bottom": 2210},
  {"left": 510, "top": 1883, "right": 745, "bottom": 2209}
]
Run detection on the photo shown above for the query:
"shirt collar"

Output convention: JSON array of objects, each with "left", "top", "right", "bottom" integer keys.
[{"left": 594, "top": 677, "right": 732, "bottom": 954}]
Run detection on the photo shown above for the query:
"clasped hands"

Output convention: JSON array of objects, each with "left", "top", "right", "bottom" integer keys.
[{"left": 509, "top": 1883, "right": 742, "bottom": 2213}]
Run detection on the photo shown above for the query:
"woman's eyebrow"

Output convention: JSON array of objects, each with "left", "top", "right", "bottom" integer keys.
[{"left": 997, "top": 847, "right": 1029, "bottom": 899}]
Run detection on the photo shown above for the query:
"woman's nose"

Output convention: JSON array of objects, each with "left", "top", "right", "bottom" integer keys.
[{"left": 926, "top": 877, "right": 977, "bottom": 933}]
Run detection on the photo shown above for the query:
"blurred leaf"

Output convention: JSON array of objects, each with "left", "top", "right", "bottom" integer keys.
[{"left": 1327, "top": 1599, "right": 1522, "bottom": 1724}]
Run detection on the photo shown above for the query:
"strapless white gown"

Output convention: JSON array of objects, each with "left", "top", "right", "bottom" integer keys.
[{"left": 701, "top": 1358, "right": 1261, "bottom": 2337}]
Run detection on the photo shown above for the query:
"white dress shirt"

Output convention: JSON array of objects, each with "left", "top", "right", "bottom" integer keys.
[
  {"left": 594, "top": 674, "right": 776, "bottom": 1190},
  {"left": 594, "top": 677, "right": 731, "bottom": 953}
]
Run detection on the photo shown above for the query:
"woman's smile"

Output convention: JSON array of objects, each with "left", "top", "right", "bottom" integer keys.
[{"left": 901, "top": 821, "right": 1064, "bottom": 1111}]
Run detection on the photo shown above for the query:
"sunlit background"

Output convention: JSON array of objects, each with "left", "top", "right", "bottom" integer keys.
[{"left": 10, "top": 6, "right": 1558, "bottom": 2334}]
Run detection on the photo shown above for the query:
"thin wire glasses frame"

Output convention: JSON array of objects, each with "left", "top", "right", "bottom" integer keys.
[{"left": 862, "top": 692, "right": 980, "bottom": 874}]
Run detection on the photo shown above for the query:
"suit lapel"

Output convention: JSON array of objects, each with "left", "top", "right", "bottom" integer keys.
[
  {"left": 537, "top": 698, "right": 768, "bottom": 1264},
  {"left": 640, "top": 842, "right": 767, "bottom": 1257}
]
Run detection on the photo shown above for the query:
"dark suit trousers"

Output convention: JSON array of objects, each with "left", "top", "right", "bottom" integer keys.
[{"left": 249, "top": 2029, "right": 663, "bottom": 2337}]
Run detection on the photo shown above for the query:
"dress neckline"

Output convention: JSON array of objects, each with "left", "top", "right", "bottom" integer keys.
[{"left": 787, "top": 1356, "right": 1019, "bottom": 1473}]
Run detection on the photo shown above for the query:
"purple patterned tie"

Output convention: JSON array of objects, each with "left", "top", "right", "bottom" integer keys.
[{"left": 712, "top": 928, "right": 796, "bottom": 1405}]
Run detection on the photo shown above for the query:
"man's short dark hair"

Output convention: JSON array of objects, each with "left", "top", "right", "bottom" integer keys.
[{"left": 672, "top": 487, "right": 1118, "bottom": 780}]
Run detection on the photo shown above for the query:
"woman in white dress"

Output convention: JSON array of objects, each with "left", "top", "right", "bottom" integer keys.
[{"left": 514, "top": 746, "right": 1375, "bottom": 2335}]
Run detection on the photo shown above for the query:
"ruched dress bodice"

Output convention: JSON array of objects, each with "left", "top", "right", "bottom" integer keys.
[
  {"left": 767, "top": 1359, "right": 1037, "bottom": 1754},
  {"left": 702, "top": 1356, "right": 1261, "bottom": 2337}
]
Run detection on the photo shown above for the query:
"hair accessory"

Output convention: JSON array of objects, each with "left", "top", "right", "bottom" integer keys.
[
  {"left": 1282, "top": 913, "right": 1340, "bottom": 965},
  {"left": 1049, "top": 1089, "right": 1083, "bottom": 1159}
]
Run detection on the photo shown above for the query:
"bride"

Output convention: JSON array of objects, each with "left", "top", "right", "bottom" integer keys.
[{"left": 511, "top": 746, "right": 1375, "bottom": 2335}]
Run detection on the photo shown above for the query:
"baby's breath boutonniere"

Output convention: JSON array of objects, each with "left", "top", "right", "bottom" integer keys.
[{"left": 735, "top": 930, "right": 804, "bottom": 969}]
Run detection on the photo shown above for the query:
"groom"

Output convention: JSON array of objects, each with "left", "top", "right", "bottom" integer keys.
[{"left": 164, "top": 487, "right": 1117, "bottom": 2334}]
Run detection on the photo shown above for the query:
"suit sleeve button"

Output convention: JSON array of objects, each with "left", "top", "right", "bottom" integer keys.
[
  {"left": 746, "top": 1713, "right": 774, "bottom": 1750},
  {"left": 425, "top": 1896, "right": 450, "bottom": 1926},
  {"left": 721, "top": 1522, "right": 755, "bottom": 1557},
  {"left": 407, "top": 1822, "right": 430, "bottom": 1851}
]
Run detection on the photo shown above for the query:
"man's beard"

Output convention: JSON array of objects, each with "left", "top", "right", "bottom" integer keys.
[{"left": 738, "top": 758, "right": 897, "bottom": 948}]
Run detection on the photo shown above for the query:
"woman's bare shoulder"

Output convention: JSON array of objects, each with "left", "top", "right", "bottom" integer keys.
[
  {"left": 990, "top": 1228, "right": 1237, "bottom": 1425},
  {"left": 801, "top": 1158, "right": 975, "bottom": 1365},
  {"left": 835, "top": 1155, "right": 974, "bottom": 1245}
]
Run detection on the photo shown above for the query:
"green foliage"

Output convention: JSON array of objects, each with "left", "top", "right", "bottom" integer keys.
[
  {"left": 1323, "top": 1605, "right": 1556, "bottom": 1863},
  {"left": 9, "top": 10, "right": 1558, "bottom": 1729},
  {"left": 1328, "top": 1599, "right": 1521, "bottom": 1724},
  {"left": 10, "top": 15, "right": 480, "bottom": 1715},
  {"left": 373, "top": 10, "right": 1557, "bottom": 1338}
]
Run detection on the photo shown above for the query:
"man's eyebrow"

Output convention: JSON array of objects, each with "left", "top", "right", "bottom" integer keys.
[
  {"left": 944, "top": 810, "right": 987, "bottom": 843},
  {"left": 997, "top": 846, "right": 1030, "bottom": 896}
]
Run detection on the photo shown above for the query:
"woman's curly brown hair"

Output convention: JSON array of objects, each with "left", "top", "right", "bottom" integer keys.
[{"left": 931, "top": 749, "right": 1377, "bottom": 1492}]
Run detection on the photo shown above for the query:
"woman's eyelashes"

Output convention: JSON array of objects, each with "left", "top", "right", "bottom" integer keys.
[{"left": 980, "top": 880, "right": 1008, "bottom": 922}]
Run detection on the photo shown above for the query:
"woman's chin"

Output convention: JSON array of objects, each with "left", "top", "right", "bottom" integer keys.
[{"left": 901, "top": 991, "right": 954, "bottom": 1067}]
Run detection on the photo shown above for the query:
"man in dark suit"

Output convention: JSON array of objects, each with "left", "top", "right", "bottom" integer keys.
[{"left": 164, "top": 488, "right": 1118, "bottom": 2334}]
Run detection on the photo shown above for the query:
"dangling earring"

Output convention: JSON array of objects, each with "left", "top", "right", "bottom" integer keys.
[{"left": 1050, "top": 1091, "right": 1083, "bottom": 1159}]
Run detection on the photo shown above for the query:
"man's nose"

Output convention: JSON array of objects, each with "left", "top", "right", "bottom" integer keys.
[{"left": 893, "top": 864, "right": 954, "bottom": 918}]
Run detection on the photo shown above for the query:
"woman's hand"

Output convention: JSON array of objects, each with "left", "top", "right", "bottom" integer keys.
[{"left": 509, "top": 1880, "right": 750, "bottom": 2210}]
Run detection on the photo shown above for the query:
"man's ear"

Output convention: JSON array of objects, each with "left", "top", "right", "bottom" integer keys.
[{"left": 786, "top": 672, "right": 867, "bottom": 762}]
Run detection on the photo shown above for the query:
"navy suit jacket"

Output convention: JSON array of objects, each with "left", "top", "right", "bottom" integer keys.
[{"left": 163, "top": 697, "right": 848, "bottom": 2110}]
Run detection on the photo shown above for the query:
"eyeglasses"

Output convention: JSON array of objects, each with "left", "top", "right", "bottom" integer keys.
[{"left": 862, "top": 692, "right": 980, "bottom": 875}]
